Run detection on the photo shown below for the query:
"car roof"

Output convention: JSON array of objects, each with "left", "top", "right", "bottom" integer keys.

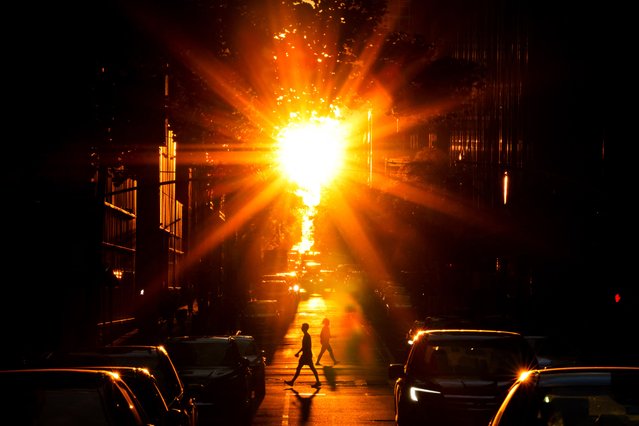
[
  {"left": 71, "top": 365, "right": 154, "bottom": 377},
  {"left": 232, "top": 334, "right": 256, "bottom": 341},
  {"left": 415, "top": 329, "right": 523, "bottom": 340},
  {"left": 529, "top": 366, "right": 639, "bottom": 386},
  {"left": 52, "top": 345, "right": 171, "bottom": 360},
  {"left": 0, "top": 367, "right": 121, "bottom": 384},
  {"left": 46, "top": 346, "right": 172, "bottom": 370},
  {"left": 165, "top": 335, "right": 238, "bottom": 346}
]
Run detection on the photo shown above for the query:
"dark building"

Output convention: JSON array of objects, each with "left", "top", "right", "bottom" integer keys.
[
  {"left": 375, "top": 0, "right": 627, "bottom": 338},
  {"left": 4, "top": 0, "right": 194, "bottom": 363}
]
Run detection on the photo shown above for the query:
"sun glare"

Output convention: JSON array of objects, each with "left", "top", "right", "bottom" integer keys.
[
  {"left": 277, "top": 116, "right": 346, "bottom": 190},
  {"left": 277, "top": 114, "right": 348, "bottom": 254}
]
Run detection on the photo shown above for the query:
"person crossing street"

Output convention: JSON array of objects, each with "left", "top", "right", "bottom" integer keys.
[
  {"left": 285, "top": 323, "right": 321, "bottom": 388},
  {"left": 316, "top": 317, "right": 339, "bottom": 366}
]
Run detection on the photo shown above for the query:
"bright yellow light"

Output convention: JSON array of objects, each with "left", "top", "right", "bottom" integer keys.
[
  {"left": 277, "top": 113, "right": 349, "bottom": 254},
  {"left": 518, "top": 370, "right": 532, "bottom": 381},
  {"left": 277, "top": 117, "right": 346, "bottom": 190},
  {"left": 503, "top": 171, "right": 509, "bottom": 205}
]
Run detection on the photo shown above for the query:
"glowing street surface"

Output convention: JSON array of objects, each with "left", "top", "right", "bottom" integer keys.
[{"left": 252, "top": 290, "right": 396, "bottom": 425}]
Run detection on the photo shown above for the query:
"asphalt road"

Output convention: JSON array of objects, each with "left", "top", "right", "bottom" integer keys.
[{"left": 250, "top": 290, "right": 397, "bottom": 425}]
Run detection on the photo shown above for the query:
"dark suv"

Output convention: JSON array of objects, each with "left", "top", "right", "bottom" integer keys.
[
  {"left": 389, "top": 329, "right": 539, "bottom": 426},
  {"left": 164, "top": 335, "right": 254, "bottom": 424}
]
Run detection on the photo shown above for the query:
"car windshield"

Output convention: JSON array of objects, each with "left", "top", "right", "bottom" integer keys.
[
  {"left": 235, "top": 339, "right": 258, "bottom": 357},
  {"left": 167, "top": 342, "right": 235, "bottom": 367},
  {"left": 413, "top": 337, "right": 533, "bottom": 378}
]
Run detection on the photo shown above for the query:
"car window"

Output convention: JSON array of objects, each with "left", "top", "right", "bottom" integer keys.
[
  {"left": 423, "top": 347, "right": 451, "bottom": 374},
  {"left": 107, "top": 382, "right": 149, "bottom": 426},
  {"left": 236, "top": 339, "right": 257, "bottom": 357},
  {"left": 412, "top": 336, "right": 535, "bottom": 378},
  {"left": 122, "top": 374, "right": 167, "bottom": 423},
  {"left": 36, "top": 389, "right": 112, "bottom": 426},
  {"left": 110, "top": 349, "right": 183, "bottom": 406}
]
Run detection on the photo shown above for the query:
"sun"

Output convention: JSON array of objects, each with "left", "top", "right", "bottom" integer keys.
[
  {"left": 276, "top": 114, "right": 349, "bottom": 254},
  {"left": 277, "top": 116, "right": 347, "bottom": 191}
]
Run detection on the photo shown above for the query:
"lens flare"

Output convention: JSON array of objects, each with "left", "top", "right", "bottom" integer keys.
[
  {"left": 277, "top": 114, "right": 348, "bottom": 253},
  {"left": 277, "top": 116, "right": 346, "bottom": 189}
]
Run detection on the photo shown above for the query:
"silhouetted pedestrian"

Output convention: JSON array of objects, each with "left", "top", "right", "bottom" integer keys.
[
  {"left": 316, "top": 318, "right": 339, "bottom": 365},
  {"left": 285, "top": 323, "right": 321, "bottom": 388}
]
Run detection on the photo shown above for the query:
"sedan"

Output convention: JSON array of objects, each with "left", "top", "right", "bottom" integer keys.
[
  {"left": 40, "top": 345, "right": 197, "bottom": 426},
  {"left": 489, "top": 366, "right": 639, "bottom": 426},
  {"left": 74, "top": 365, "right": 191, "bottom": 426},
  {"left": 389, "top": 329, "right": 539, "bottom": 426},
  {"left": 164, "top": 335, "right": 253, "bottom": 424},
  {"left": 0, "top": 368, "right": 151, "bottom": 425},
  {"left": 239, "top": 299, "right": 283, "bottom": 337}
]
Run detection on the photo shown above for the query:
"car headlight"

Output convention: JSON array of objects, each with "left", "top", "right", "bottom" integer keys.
[{"left": 409, "top": 386, "right": 441, "bottom": 401}]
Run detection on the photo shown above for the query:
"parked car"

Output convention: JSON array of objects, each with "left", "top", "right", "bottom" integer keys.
[
  {"left": 74, "top": 365, "right": 192, "bottom": 426},
  {"left": 240, "top": 299, "right": 282, "bottom": 337},
  {"left": 488, "top": 366, "right": 639, "bottom": 426},
  {"left": 40, "top": 345, "right": 197, "bottom": 426},
  {"left": 0, "top": 368, "right": 152, "bottom": 425},
  {"left": 251, "top": 277, "right": 299, "bottom": 316},
  {"left": 164, "top": 335, "right": 253, "bottom": 424},
  {"left": 233, "top": 333, "right": 267, "bottom": 398},
  {"left": 389, "top": 329, "right": 539, "bottom": 426},
  {"left": 373, "top": 281, "right": 415, "bottom": 333},
  {"left": 252, "top": 277, "right": 296, "bottom": 301}
]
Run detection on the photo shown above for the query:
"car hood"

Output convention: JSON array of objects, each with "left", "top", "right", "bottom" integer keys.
[{"left": 426, "top": 377, "right": 513, "bottom": 396}]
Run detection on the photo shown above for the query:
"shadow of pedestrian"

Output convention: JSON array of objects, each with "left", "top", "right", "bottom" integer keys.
[
  {"left": 322, "top": 365, "right": 337, "bottom": 390},
  {"left": 290, "top": 387, "right": 320, "bottom": 423}
]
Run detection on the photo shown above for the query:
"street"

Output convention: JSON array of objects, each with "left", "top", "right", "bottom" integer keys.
[{"left": 252, "top": 291, "right": 396, "bottom": 425}]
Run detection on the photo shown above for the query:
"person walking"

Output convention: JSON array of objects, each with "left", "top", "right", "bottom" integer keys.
[
  {"left": 285, "top": 323, "right": 321, "bottom": 388},
  {"left": 316, "top": 317, "right": 339, "bottom": 365}
]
